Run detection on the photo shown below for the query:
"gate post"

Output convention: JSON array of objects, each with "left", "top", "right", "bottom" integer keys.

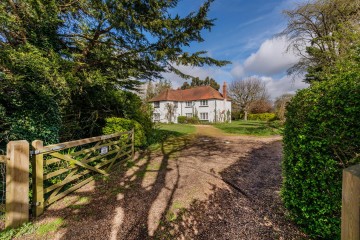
[
  {"left": 32, "top": 140, "right": 44, "bottom": 217},
  {"left": 341, "top": 164, "right": 360, "bottom": 240},
  {"left": 5, "top": 140, "right": 29, "bottom": 228}
]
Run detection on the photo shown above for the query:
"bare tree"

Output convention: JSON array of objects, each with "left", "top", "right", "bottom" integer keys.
[
  {"left": 274, "top": 93, "right": 294, "bottom": 121},
  {"left": 249, "top": 99, "right": 273, "bottom": 114},
  {"left": 229, "top": 77, "right": 269, "bottom": 121},
  {"left": 144, "top": 79, "right": 172, "bottom": 101},
  {"left": 165, "top": 103, "right": 176, "bottom": 123},
  {"left": 274, "top": 94, "right": 294, "bottom": 121},
  {"left": 280, "top": 0, "right": 360, "bottom": 82}
]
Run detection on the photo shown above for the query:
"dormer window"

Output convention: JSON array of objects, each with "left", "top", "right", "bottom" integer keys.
[{"left": 154, "top": 101, "right": 160, "bottom": 108}]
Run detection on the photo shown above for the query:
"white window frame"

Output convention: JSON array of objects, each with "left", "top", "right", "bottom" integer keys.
[
  {"left": 200, "top": 112, "right": 208, "bottom": 120},
  {"left": 200, "top": 100, "right": 208, "bottom": 106},
  {"left": 153, "top": 113, "right": 160, "bottom": 121},
  {"left": 154, "top": 101, "right": 160, "bottom": 108},
  {"left": 186, "top": 113, "right": 192, "bottom": 118},
  {"left": 185, "top": 101, "right": 192, "bottom": 107}
]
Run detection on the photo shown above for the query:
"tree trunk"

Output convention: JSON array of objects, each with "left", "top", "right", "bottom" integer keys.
[{"left": 244, "top": 110, "right": 248, "bottom": 121}]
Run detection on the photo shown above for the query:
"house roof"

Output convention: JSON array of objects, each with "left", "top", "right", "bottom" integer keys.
[{"left": 148, "top": 86, "right": 229, "bottom": 102}]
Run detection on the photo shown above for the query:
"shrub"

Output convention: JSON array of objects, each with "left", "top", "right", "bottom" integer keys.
[
  {"left": 282, "top": 75, "right": 360, "bottom": 239},
  {"left": 231, "top": 110, "right": 242, "bottom": 121},
  {"left": 177, "top": 116, "right": 199, "bottom": 124},
  {"left": 187, "top": 116, "right": 199, "bottom": 124},
  {"left": 247, "top": 113, "right": 276, "bottom": 121},
  {"left": 177, "top": 116, "right": 187, "bottom": 124},
  {"left": 0, "top": 95, "right": 61, "bottom": 146},
  {"left": 102, "top": 117, "right": 145, "bottom": 147}
]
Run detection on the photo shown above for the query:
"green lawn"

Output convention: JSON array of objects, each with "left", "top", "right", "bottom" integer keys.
[
  {"left": 214, "top": 120, "right": 283, "bottom": 136},
  {"left": 146, "top": 124, "right": 196, "bottom": 151},
  {"left": 157, "top": 123, "right": 196, "bottom": 135}
]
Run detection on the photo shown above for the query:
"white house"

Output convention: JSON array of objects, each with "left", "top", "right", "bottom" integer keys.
[{"left": 149, "top": 82, "right": 231, "bottom": 123}]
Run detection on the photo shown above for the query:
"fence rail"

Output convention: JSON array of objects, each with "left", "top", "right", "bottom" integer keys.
[
  {"left": 0, "top": 155, "right": 6, "bottom": 163},
  {"left": 0, "top": 129, "right": 134, "bottom": 229},
  {"left": 32, "top": 129, "right": 134, "bottom": 217}
]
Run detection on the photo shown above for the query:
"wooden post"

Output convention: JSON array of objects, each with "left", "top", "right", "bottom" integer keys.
[
  {"left": 5, "top": 140, "right": 29, "bottom": 228},
  {"left": 341, "top": 164, "right": 360, "bottom": 240},
  {"left": 32, "top": 140, "right": 44, "bottom": 217},
  {"left": 131, "top": 128, "right": 135, "bottom": 160}
]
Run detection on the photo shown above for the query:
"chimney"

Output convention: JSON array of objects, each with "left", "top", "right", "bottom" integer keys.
[{"left": 223, "top": 82, "right": 227, "bottom": 100}]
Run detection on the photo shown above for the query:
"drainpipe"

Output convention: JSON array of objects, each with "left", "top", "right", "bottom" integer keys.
[
  {"left": 181, "top": 102, "right": 183, "bottom": 115},
  {"left": 215, "top": 100, "right": 217, "bottom": 123}
]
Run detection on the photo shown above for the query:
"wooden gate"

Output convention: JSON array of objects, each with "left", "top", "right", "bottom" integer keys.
[{"left": 31, "top": 130, "right": 134, "bottom": 216}]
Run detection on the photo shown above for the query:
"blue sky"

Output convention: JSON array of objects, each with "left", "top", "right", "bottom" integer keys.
[{"left": 163, "top": 0, "right": 309, "bottom": 99}]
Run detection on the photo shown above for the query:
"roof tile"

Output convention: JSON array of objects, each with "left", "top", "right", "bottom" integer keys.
[{"left": 148, "top": 86, "right": 228, "bottom": 102}]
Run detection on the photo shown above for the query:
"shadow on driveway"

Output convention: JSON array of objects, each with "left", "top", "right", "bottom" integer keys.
[{"left": 20, "top": 134, "right": 306, "bottom": 240}]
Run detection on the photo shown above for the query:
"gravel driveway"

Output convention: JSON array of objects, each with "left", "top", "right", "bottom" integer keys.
[{"left": 20, "top": 126, "right": 306, "bottom": 240}]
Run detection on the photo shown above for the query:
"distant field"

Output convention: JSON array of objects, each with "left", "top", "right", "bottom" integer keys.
[{"left": 214, "top": 120, "right": 283, "bottom": 136}]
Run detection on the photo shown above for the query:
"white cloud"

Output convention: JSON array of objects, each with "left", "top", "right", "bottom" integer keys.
[
  {"left": 160, "top": 35, "right": 307, "bottom": 100},
  {"left": 230, "top": 63, "right": 244, "bottom": 79},
  {"left": 228, "top": 74, "right": 308, "bottom": 100},
  {"left": 260, "top": 74, "right": 309, "bottom": 99},
  {"left": 243, "top": 37, "right": 299, "bottom": 76},
  {"left": 227, "top": 36, "right": 308, "bottom": 99}
]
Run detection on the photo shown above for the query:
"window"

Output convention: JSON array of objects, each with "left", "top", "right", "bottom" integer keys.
[
  {"left": 200, "top": 112, "right": 208, "bottom": 120},
  {"left": 153, "top": 113, "right": 160, "bottom": 121},
  {"left": 154, "top": 101, "right": 160, "bottom": 108},
  {"left": 185, "top": 101, "right": 192, "bottom": 107},
  {"left": 174, "top": 101, "right": 178, "bottom": 108},
  {"left": 186, "top": 113, "right": 192, "bottom": 118},
  {"left": 200, "top": 100, "right": 208, "bottom": 106}
]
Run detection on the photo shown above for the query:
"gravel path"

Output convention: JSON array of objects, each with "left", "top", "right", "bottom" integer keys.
[{"left": 20, "top": 126, "right": 306, "bottom": 240}]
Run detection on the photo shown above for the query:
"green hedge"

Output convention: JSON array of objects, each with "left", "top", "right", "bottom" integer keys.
[
  {"left": 102, "top": 117, "right": 145, "bottom": 147},
  {"left": 177, "top": 116, "right": 187, "bottom": 124},
  {"left": 187, "top": 116, "right": 199, "bottom": 124},
  {"left": 282, "top": 75, "right": 360, "bottom": 239},
  {"left": 247, "top": 113, "right": 276, "bottom": 121},
  {"left": 0, "top": 94, "right": 61, "bottom": 146},
  {"left": 177, "top": 116, "right": 199, "bottom": 124},
  {"left": 231, "top": 110, "right": 242, "bottom": 121}
]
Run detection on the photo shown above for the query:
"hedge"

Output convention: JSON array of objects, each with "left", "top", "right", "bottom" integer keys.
[
  {"left": 247, "top": 113, "right": 276, "bottom": 121},
  {"left": 282, "top": 74, "right": 360, "bottom": 239},
  {"left": 177, "top": 116, "right": 199, "bottom": 124},
  {"left": 102, "top": 117, "right": 145, "bottom": 147},
  {"left": 177, "top": 116, "right": 187, "bottom": 124}
]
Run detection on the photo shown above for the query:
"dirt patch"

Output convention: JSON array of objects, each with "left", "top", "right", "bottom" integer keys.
[
  {"left": 195, "top": 124, "right": 230, "bottom": 137},
  {"left": 17, "top": 131, "right": 306, "bottom": 240},
  {"left": 155, "top": 140, "right": 307, "bottom": 240}
]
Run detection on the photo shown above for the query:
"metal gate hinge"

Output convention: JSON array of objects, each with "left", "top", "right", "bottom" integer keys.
[{"left": 30, "top": 150, "right": 40, "bottom": 156}]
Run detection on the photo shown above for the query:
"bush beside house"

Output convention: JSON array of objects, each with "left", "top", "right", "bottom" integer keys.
[{"left": 177, "top": 116, "right": 200, "bottom": 124}]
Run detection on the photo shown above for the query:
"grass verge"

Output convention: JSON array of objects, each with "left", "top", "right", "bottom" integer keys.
[
  {"left": 214, "top": 120, "right": 283, "bottom": 136},
  {"left": 0, "top": 217, "right": 64, "bottom": 240},
  {"left": 157, "top": 124, "right": 196, "bottom": 135},
  {"left": 147, "top": 124, "right": 195, "bottom": 151}
]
